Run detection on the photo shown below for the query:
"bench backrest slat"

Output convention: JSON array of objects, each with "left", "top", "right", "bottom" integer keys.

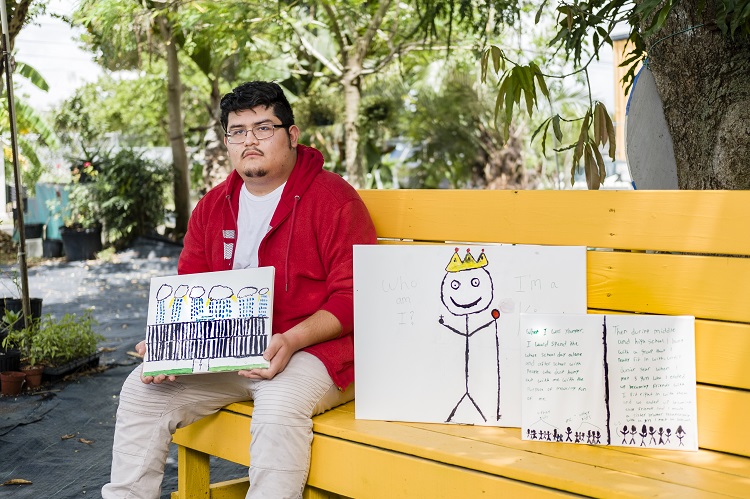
[
  {"left": 588, "top": 252, "right": 750, "bottom": 323},
  {"left": 359, "top": 190, "right": 750, "bottom": 255}
]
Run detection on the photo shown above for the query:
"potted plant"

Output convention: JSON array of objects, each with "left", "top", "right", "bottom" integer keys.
[
  {"left": 0, "top": 270, "right": 43, "bottom": 352},
  {"left": 1, "top": 309, "right": 103, "bottom": 388},
  {"left": 60, "top": 161, "right": 103, "bottom": 261},
  {"left": 1, "top": 313, "right": 45, "bottom": 388}
]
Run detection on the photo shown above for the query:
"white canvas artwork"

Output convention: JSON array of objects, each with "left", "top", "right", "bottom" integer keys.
[
  {"left": 143, "top": 267, "right": 274, "bottom": 377},
  {"left": 520, "top": 313, "right": 697, "bottom": 451},
  {"left": 354, "top": 244, "right": 587, "bottom": 427}
]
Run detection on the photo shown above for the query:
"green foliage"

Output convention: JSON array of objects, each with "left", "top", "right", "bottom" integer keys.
[
  {"left": 54, "top": 71, "right": 210, "bottom": 151},
  {"left": 401, "top": 58, "right": 490, "bottom": 188},
  {"left": 1, "top": 60, "right": 58, "bottom": 195},
  {"left": 480, "top": 0, "right": 750, "bottom": 188},
  {"left": 95, "top": 149, "right": 170, "bottom": 249},
  {"left": 64, "top": 150, "right": 170, "bottom": 249},
  {"left": 1, "top": 310, "right": 102, "bottom": 367},
  {"left": 64, "top": 162, "right": 102, "bottom": 230},
  {"left": 481, "top": 49, "right": 550, "bottom": 139}
]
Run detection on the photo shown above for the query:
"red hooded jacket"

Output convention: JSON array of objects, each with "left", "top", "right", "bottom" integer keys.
[{"left": 178, "top": 145, "right": 376, "bottom": 389}]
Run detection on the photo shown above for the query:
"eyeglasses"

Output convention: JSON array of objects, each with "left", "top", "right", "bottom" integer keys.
[{"left": 225, "top": 124, "right": 292, "bottom": 144}]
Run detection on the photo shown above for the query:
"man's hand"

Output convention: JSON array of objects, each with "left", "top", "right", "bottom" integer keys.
[
  {"left": 136, "top": 340, "right": 177, "bottom": 384},
  {"left": 237, "top": 310, "right": 342, "bottom": 381},
  {"left": 238, "top": 333, "right": 297, "bottom": 380}
]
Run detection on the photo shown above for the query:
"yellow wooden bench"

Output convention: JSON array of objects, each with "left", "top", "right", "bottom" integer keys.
[{"left": 171, "top": 190, "right": 750, "bottom": 498}]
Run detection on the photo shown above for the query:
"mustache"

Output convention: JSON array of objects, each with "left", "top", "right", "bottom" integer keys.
[{"left": 241, "top": 147, "right": 264, "bottom": 158}]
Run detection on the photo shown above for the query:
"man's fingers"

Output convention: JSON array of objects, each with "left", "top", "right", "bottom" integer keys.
[
  {"left": 263, "top": 342, "right": 281, "bottom": 361},
  {"left": 135, "top": 340, "right": 147, "bottom": 356}
]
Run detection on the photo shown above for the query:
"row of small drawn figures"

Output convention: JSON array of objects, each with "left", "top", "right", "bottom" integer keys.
[
  {"left": 526, "top": 428, "right": 602, "bottom": 444},
  {"left": 526, "top": 424, "right": 688, "bottom": 446},
  {"left": 618, "top": 424, "right": 688, "bottom": 446}
]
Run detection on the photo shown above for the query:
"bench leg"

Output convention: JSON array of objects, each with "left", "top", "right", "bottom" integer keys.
[{"left": 177, "top": 445, "right": 210, "bottom": 499}]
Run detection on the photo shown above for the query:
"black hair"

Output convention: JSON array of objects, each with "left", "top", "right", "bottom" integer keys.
[{"left": 219, "top": 81, "right": 295, "bottom": 131}]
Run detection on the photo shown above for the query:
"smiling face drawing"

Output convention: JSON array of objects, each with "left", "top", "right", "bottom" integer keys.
[{"left": 441, "top": 267, "right": 494, "bottom": 316}]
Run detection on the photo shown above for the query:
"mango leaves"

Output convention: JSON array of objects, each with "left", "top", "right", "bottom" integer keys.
[
  {"left": 482, "top": 46, "right": 616, "bottom": 189},
  {"left": 480, "top": 48, "right": 549, "bottom": 140},
  {"left": 571, "top": 102, "right": 616, "bottom": 189}
]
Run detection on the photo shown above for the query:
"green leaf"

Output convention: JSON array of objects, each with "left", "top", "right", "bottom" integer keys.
[
  {"left": 592, "top": 141, "right": 606, "bottom": 178},
  {"left": 594, "top": 103, "right": 603, "bottom": 145},
  {"left": 541, "top": 118, "right": 551, "bottom": 156},
  {"left": 16, "top": 101, "right": 60, "bottom": 147},
  {"left": 574, "top": 135, "right": 584, "bottom": 169},
  {"left": 19, "top": 140, "right": 43, "bottom": 173},
  {"left": 585, "top": 143, "right": 600, "bottom": 190},
  {"left": 16, "top": 62, "right": 49, "bottom": 92},
  {"left": 730, "top": 1, "right": 750, "bottom": 36},
  {"left": 593, "top": 32, "right": 600, "bottom": 57},
  {"left": 573, "top": 110, "right": 591, "bottom": 169},
  {"left": 494, "top": 72, "right": 510, "bottom": 124},
  {"left": 530, "top": 62, "right": 549, "bottom": 101},
  {"left": 492, "top": 46, "right": 504, "bottom": 74},
  {"left": 645, "top": 2, "right": 673, "bottom": 36},
  {"left": 516, "top": 66, "right": 536, "bottom": 115},
  {"left": 531, "top": 117, "right": 552, "bottom": 144},
  {"left": 604, "top": 109, "right": 616, "bottom": 160},
  {"left": 596, "top": 26, "right": 610, "bottom": 43},
  {"left": 716, "top": 0, "right": 729, "bottom": 34},
  {"left": 570, "top": 164, "right": 577, "bottom": 187},
  {"left": 535, "top": 0, "right": 548, "bottom": 24},
  {"left": 552, "top": 115, "right": 562, "bottom": 142},
  {"left": 480, "top": 49, "right": 489, "bottom": 81}
]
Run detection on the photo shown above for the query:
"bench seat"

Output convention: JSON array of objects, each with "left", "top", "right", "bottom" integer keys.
[{"left": 172, "top": 400, "right": 750, "bottom": 498}]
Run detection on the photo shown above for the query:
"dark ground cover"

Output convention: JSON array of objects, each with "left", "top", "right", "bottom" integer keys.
[{"left": 0, "top": 237, "right": 245, "bottom": 498}]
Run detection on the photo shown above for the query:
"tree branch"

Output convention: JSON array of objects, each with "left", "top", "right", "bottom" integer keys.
[{"left": 280, "top": 10, "right": 343, "bottom": 77}]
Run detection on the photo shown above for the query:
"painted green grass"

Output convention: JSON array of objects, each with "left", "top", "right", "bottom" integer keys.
[
  {"left": 143, "top": 363, "right": 269, "bottom": 377},
  {"left": 142, "top": 368, "right": 194, "bottom": 377},
  {"left": 210, "top": 363, "right": 268, "bottom": 372}
]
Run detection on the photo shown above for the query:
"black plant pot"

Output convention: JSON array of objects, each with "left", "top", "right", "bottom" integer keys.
[
  {"left": 23, "top": 223, "right": 44, "bottom": 239},
  {"left": 60, "top": 226, "right": 103, "bottom": 261},
  {"left": 43, "top": 239, "right": 64, "bottom": 258},
  {"left": 0, "top": 349, "right": 21, "bottom": 372},
  {"left": 0, "top": 297, "right": 43, "bottom": 333}
]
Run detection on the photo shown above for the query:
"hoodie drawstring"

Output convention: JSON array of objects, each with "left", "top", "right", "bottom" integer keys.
[
  {"left": 225, "top": 194, "right": 238, "bottom": 269},
  {"left": 285, "top": 195, "right": 300, "bottom": 291}
]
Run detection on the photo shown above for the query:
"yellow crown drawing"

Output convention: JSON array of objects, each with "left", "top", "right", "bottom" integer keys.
[{"left": 445, "top": 247, "right": 489, "bottom": 272}]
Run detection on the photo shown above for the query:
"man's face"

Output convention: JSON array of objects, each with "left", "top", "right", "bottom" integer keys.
[
  {"left": 440, "top": 268, "right": 494, "bottom": 316},
  {"left": 224, "top": 106, "right": 300, "bottom": 195}
]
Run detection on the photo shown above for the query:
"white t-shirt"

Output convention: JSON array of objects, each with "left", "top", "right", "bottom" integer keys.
[{"left": 232, "top": 183, "right": 285, "bottom": 270}]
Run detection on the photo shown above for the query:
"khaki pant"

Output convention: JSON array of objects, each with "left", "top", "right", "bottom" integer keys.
[{"left": 102, "top": 351, "right": 353, "bottom": 499}]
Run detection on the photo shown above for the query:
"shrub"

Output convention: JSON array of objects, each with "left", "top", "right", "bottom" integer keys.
[{"left": 66, "top": 149, "right": 171, "bottom": 249}]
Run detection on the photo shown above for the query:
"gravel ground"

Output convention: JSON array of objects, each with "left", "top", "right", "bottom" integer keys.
[{"left": 0, "top": 237, "right": 245, "bottom": 498}]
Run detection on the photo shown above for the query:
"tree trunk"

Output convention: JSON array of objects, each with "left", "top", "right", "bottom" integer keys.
[
  {"left": 202, "top": 77, "right": 230, "bottom": 193},
  {"left": 645, "top": 0, "right": 750, "bottom": 189},
  {"left": 158, "top": 15, "right": 191, "bottom": 238},
  {"left": 0, "top": 0, "right": 33, "bottom": 75},
  {"left": 342, "top": 68, "right": 364, "bottom": 187},
  {"left": 474, "top": 125, "right": 538, "bottom": 189}
]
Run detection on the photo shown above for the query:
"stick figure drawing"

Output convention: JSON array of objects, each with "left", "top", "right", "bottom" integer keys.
[{"left": 438, "top": 248, "right": 500, "bottom": 423}]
